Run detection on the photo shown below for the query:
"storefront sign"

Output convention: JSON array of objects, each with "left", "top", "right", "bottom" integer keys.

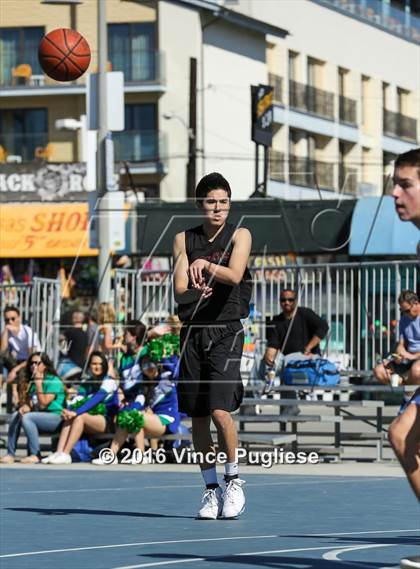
[
  {"left": 0, "top": 163, "right": 116, "bottom": 202},
  {"left": 0, "top": 203, "right": 98, "bottom": 258}
]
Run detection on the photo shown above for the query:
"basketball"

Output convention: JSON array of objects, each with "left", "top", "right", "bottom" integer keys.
[{"left": 38, "top": 28, "right": 91, "bottom": 82}]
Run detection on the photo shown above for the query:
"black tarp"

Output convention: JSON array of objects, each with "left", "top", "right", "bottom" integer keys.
[{"left": 136, "top": 198, "right": 356, "bottom": 255}]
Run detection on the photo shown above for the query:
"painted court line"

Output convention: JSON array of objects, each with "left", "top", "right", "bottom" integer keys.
[
  {"left": 323, "top": 543, "right": 396, "bottom": 561},
  {"left": 0, "top": 529, "right": 417, "bottom": 560},
  {"left": 0, "top": 535, "right": 278, "bottom": 559},
  {"left": 0, "top": 477, "right": 399, "bottom": 495},
  {"left": 306, "top": 528, "right": 419, "bottom": 537},
  {"left": 113, "top": 546, "right": 350, "bottom": 569}
]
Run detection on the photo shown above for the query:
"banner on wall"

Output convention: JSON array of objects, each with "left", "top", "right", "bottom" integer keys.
[{"left": 0, "top": 203, "right": 98, "bottom": 258}]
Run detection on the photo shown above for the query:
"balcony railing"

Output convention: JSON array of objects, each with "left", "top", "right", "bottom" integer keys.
[
  {"left": 268, "top": 73, "right": 283, "bottom": 104},
  {"left": 289, "top": 80, "right": 335, "bottom": 120},
  {"left": 289, "top": 154, "right": 335, "bottom": 190},
  {"left": 0, "top": 48, "right": 165, "bottom": 89},
  {"left": 0, "top": 132, "right": 49, "bottom": 162},
  {"left": 269, "top": 150, "right": 285, "bottom": 182},
  {"left": 315, "top": 0, "right": 420, "bottom": 43},
  {"left": 383, "top": 109, "right": 417, "bottom": 142},
  {"left": 339, "top": 95, "right": 357, "bottom": 125},
  {"left": 339, "top": 165, "right": 358, "bottom": 195},
  {"left": 113, "top": 130, "right": 166, "bottom": 165}
]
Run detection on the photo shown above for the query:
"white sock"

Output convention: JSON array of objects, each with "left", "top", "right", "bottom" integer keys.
[
  {"left": 224, "top": 461, "right": 239, "bottom": 478},
  {"left": 201, "top": 466, "right": 218, "bottom": 487}
]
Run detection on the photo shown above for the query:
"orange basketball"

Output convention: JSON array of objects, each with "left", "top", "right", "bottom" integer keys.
[{"left": 38, "top": 28, "right": 91, "bottom": 82}]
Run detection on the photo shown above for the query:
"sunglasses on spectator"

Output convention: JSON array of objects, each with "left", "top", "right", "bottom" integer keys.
[
  {"left": 280, "top": 297, "right": 296, "bottom": 303},
  {"left": 5, "top": 317, "right": 17, "bottom": 323},
  {"left": 30, "top": 360, "right": 42, "bottom": 366}
]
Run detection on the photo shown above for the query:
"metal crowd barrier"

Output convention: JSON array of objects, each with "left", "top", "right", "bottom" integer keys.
[
  {"left": 0, "top": 277, "right": 61, "bottom": 365},
  {"left": 114, "top": 260, "right": 418, "bottom": 373}
]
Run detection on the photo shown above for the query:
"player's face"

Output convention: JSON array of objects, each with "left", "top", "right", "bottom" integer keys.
[
  {"left": 392, "top": 166, "right": 420, "bottom": 226},
  {"left": 200, "top": 189, "right": 230, "bottom": 227}
]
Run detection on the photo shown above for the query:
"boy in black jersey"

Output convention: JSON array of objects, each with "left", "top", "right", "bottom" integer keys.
[{"left": 173, "top": 172, "right": 251, "bottom": 519}]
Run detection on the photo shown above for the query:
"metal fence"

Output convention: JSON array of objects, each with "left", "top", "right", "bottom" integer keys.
[
  {"left": 114, "top": 261, "right": 418, "bottom": 373},
  {"left": 0, "top": 278, "right": 61, "bottom": 365}
]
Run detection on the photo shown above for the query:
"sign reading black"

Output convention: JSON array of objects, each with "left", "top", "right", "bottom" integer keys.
[{"left": 251, "top": 84, "right": 273, "bottom": 147}]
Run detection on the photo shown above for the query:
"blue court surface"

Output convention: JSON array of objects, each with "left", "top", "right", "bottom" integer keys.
[{"left": 0, "top": 468, "right": 419, "bottom": 569}]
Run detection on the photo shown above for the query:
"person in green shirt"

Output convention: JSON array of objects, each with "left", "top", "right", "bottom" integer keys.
[{"left": 1, "top": 352, "right": 65, "bottom": 464}]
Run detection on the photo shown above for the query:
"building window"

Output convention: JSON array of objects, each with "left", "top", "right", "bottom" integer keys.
[
  {"left": 108, "top": 23, "right": 156, "bottom": 82},
  {"left": 114, "top": 104, "right": 158, "bottom": 162},
  {"left": 382, "top": 82, "right": 390, "bottom": 110},
  {"left": 397, "top": 87, "right": 409, "bottom": 115},
  {"left": 0, "top": 27, "right": 44, "bottom": 85},
  {"left": 361, "top": 75, "right": 370, "bottom": 126},
  {"left": 307, "top": 57, "right": 323, "bottom": 88},
  {"left": 288, "top": 51, "right": 298, "bottom": 81},
  {"left": 0, "top": 108, "right": 48, "bottom": 161}
]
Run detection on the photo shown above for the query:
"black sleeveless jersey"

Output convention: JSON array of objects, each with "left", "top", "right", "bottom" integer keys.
[{"left": 177, "top": 223, "right": 251, "bottom": 323}]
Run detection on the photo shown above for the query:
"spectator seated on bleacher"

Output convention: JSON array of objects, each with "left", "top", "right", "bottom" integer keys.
[
  {"left": 145, "top": 325, "right": 180, "bottom": 381},
  {"left": 374, "top": 290, "right": 420, "bottom": 386},
  {"left": 92, "top": 355, "right": 180, "bottom": 465},
  {"left": 1, "top": 305, "right": 41, "bottom": 406},
  {"left": 1, "top": 353, "right": 65, "bottom": 464},
  {"left": 117, "top": 320, "right": 147, "bottom": 399},
  {"left": 57, "top": 310, "right": 88, "bottom": 383},
  {"left": 43, "top": 351, "right": 119, "bottom": 464},
  {"left": 263, "top": 289, "right": 329, "bottom": 409}
]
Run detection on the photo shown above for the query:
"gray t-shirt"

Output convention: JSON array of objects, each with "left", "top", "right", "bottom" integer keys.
[{"left": 399, "top": 315, "right": 420, "bottom": 353}]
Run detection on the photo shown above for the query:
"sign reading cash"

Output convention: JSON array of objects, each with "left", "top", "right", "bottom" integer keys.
[{"left": 251, "top": 84, "right": 273, "bottom": 147}]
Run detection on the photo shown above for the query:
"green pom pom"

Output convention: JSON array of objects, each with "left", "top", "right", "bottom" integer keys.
[
  {"left": 117, "top": 409, "right": 145, "bottom": 433},
  {"left": 70, "top": 396, "right": 106, "bottom": 416},
  {"left": 147, "top": 334, "right": 180, "bottom": 363}
]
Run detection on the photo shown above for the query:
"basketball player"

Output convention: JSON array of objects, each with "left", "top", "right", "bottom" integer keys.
[
  {"left": 389, "top": 148, "right": 420, "bottom": 569},
  {"left": 173, "top": 172, "right": 252, "bottom": 519}
]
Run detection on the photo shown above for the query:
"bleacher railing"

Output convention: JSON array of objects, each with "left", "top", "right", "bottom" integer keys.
[
  {"left": 0, "top": 277, "right": 61, "bottom": 365},
  {"left": 115, "top": 260, "right": 418, "bottom": 373}
]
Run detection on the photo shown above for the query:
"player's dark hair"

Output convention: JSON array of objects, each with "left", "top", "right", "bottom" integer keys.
[
  {"left": 395, "top": 148, "right": 420, "bottom": 178},
  {"left": 398, "top": 290, "right": 419, "bottom": 305},
  {"left": 195, "top": 172, "right": 231, "bottom": 201}
]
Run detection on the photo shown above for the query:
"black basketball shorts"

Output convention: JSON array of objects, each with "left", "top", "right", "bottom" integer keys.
[{"left": 178, "top": 320, "right": 244, "bottom": 418}]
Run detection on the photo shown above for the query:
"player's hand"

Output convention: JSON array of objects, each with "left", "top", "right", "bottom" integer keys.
[
  {"left": 189, "top": 259, "right": 208, "bottom": 288},
  {"left": 200, "top": 285, "right": 213, "bottom": 299}
]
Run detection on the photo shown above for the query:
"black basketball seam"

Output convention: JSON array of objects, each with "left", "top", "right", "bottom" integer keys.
[
  {"left": 43, "top": 35, "right": 84, "bottom": 74},
  {"left": 43, "top": 34, "right": 86, "bottom": 76}
]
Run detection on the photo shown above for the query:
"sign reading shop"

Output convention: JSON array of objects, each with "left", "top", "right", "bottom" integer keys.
[{"left": 0, "top": 163, "right": 101, "bottom": 202}]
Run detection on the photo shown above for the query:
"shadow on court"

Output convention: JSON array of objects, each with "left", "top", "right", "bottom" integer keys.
[
  {"left": 5, "top": 506, "right": 194, "bottom": 519},
  {"left": 133, "top": 552, "right": 392, "bottom": 568},
  {"left": 286, "top": 534, "right": 419, "bottom": 546}
]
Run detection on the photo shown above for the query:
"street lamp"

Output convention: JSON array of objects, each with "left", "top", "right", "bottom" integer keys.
[
  {"left": 164, "top": 111, "right": 199, "bottom": 198},
  {"left": 163, "top": 112, "right": 195, "bottom": 140}
]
